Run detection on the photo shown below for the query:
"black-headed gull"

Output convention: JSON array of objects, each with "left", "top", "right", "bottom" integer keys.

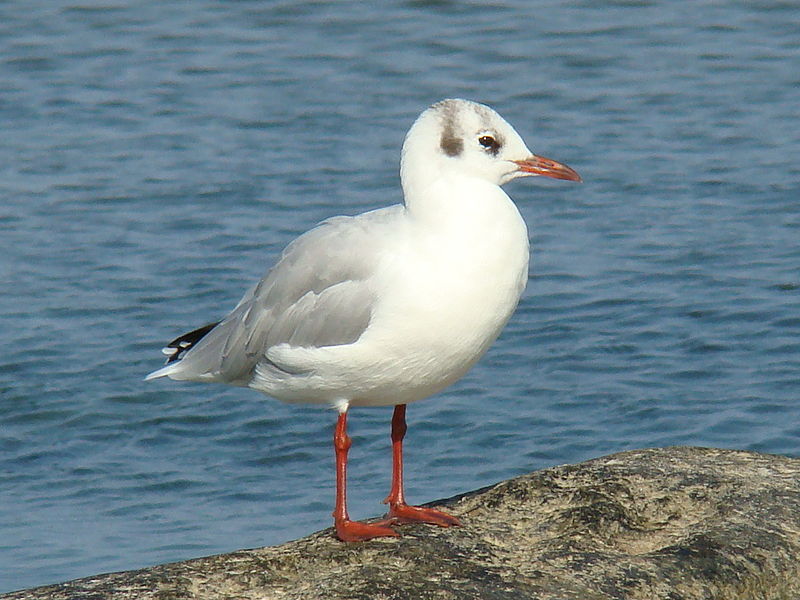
[{"left": 147, "top": 99, "right": 581, "bottom": 541}]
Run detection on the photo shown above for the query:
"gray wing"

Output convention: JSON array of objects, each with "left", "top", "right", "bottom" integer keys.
[{"left": 155, "top": 205, "right": 401, "bottom": 385}]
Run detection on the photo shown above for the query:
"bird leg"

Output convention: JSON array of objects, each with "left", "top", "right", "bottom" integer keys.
[
  {"left": 383, "top": 404, "right": 462, "bottom": 527},
  {"left": 332, "top": 408, "right": 399, "bottom": 542}
]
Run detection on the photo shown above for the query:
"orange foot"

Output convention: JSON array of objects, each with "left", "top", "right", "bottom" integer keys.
[
  {"left": 335, "top": 518, "right": 399, "bottom": 542},
  {"left": 387, "top": 503, "right": 462, "bottom": 527}
]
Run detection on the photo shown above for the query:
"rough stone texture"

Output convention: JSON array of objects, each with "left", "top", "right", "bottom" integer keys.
[{"left": 5, "top": 447, "right": 800, "bottom": 600}]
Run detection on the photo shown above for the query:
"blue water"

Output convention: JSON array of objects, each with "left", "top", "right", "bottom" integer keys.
[{"left": 1, "top": 0, "right": 798, "bottom": 593}]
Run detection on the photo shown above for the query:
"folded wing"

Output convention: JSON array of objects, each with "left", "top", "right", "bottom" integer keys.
[{"left": 147, "top": 206, "right": 401, "bottom": 385}]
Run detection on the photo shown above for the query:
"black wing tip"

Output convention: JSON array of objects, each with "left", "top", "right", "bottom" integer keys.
[{"left": 162, "top": 322, "right": 220, "bottom": 364}]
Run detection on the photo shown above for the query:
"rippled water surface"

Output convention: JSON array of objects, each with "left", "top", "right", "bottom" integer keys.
[{"left": 1, "top": 0, "right": 799, "bottom": 593}]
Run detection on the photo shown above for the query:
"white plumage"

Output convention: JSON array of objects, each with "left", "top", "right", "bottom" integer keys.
[{"left": 147, "top": 99, "right": 580, "bottom": 541}]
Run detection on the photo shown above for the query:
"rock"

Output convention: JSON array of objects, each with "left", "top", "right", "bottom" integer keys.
[{"left": 5, "top": 447, "right": 800, "bottom": 600}]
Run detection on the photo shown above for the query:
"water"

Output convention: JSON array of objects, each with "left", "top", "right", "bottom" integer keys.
[{"left": 1, "top": 0, "right": 798, "bottom": 593}]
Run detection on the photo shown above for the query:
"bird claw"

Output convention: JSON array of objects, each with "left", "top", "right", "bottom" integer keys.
[
  {"left": 387, "top": 503, "right": 462, "bottom": 527},
  {"left": 334, "top": 518, "right": 400, "bottom": 542},
  {"left": 333, "top": 505, "right": 461, "bottom": 541}
]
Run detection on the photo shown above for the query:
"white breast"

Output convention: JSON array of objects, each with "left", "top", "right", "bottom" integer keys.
[{"left": 272, "top": 176, "right": 530, "bottom": 407}]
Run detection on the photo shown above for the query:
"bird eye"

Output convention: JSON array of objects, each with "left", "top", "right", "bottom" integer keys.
[{"left": 478, "top": 135, "right": 500, "bottom": 154}]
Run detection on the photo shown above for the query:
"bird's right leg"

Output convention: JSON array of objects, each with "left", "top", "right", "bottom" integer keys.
[
  {"left": 383, "top": 404, "right": 462, "bottom": 527},
  {"left": 332, "top": 407, "right": 399, "bottom": 542}
]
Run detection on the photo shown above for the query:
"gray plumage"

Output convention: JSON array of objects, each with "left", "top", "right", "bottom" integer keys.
[{"left": 147, "top": 205, "right": 403, "bottom": 386}]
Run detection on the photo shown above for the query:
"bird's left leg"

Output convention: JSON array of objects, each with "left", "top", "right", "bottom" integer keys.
[
  {"left": 383, "top": 403, "right": 462, "bottom": 527},
  {"left": 333, "top": 405, "right": 399, "bottom": 541}
]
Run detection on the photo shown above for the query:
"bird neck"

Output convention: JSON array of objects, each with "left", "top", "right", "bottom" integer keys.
[{"left": 402, "top": 170, "right": 516, "bottom": 228}]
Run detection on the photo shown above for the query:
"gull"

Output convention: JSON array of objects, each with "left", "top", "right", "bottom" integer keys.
[{"left": 146, "top": 99, "right": 581, "bottom": 541}]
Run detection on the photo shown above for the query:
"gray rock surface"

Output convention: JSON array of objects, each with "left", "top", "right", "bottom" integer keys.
[{"left": 5, "top": 447, "right": 800, "bottom": 600}]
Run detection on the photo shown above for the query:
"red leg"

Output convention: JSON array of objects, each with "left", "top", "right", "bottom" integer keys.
[
  {"left": 332, "top": 408, "right": 398, "bottom": 542},
  {"left": 383, "top": 404, "right": 462, "bottom": 527}
]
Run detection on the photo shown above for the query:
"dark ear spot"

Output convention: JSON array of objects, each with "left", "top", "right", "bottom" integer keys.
[
  {"left": 440, "top": 132, "right": 463, "bottom": 157},
  {"left": 439, "top": 107, "right": 463, "bottom": 157}
]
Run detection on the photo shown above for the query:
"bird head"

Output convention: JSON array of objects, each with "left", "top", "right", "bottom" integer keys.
[{"left": 400, "top": 99, "right": 581, "bottom": 192}]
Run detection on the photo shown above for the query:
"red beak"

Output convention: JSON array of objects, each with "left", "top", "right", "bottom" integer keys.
[{"left": 513, "top": 155, "right": 582, "bottom": 182}]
